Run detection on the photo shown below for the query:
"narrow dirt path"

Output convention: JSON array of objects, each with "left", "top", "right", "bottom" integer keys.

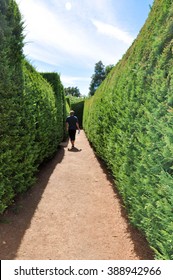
[{"left": 0, "top": 130, "right": 153, "bottom": 260}]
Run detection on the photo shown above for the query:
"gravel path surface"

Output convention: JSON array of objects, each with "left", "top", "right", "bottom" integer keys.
[{"left": 0, "top": 130, "right": 153, "bottom": 260}]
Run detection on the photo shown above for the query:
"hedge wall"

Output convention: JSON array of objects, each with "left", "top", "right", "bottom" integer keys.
[
  {"left": 0, "top": 0, "right": 66, "bottom": 213},
  {"left": 23, "top": 62, "right": 65, "bottom": 165},
  {"left": 0, "top": 0, "right": 25, "bottom": 213},
  {"left": 67, "top": 96, "right": 84, "bottom": 128},
  {"left": 40, "top": 72, "right": 67, "bottom": 141},
  {"left": 83, "top": 0, "right": 173, "bottom": 259}
]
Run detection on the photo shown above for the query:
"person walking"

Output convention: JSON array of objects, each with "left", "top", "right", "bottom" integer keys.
[{"left": 66, "top": 110, "right": 80, "bottom": 149}]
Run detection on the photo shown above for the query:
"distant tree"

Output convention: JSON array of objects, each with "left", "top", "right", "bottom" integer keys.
[
  {"left": 88, "top": 61, "right": 114, "bottom": 96},
  {"left": 65, "top": 86, "right": 81, "bottom": 97},
  {"left": 89, "top": 60, "right": 106, "bottom": 96},
  {"left": 105, "top": 64, "right": 114, "bottom": 76}
]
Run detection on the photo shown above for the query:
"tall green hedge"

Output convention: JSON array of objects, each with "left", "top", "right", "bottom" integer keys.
[
  {"left": 66, "top": 96, "right": 84, "bottom": 127},
  {"left": 71, "top": 101, "right": 84, "bottom": 128},
  {"left": 0, "top": 0, "right": 24, "bottom": 213},
  {"left": 83, "top": 0, "right": 173, "bottom": 259},
  {"left": 23, "top": 63, "right": 64, "bottom": 165},
  {"left": 0, "top": 1, "right": 66, "bottom": 213},
  {"left": 40, "top": 72, "right": 67, "bottom": 141}
]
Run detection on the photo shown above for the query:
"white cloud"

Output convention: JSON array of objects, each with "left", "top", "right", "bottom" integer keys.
[
  {"left": 17, "top": 0, "right": 130, "bottom": 61},
  {"left": 61, "top": 75, "right": 91, "bottom": 96},
  {"left": 91, "top": 19, "right": 134, "bottom": 45},
  {"left": 16, "top": 0, "right": 134, "bottom": 94},
  {"left": 19, "top": 0, "right": 99, "bottom": 60},
  {"left": 61, "top": 75, "right": 90, "bottom": 87},
  {"left": 65, "top": 2, "right": 72, "bottom": 11}
]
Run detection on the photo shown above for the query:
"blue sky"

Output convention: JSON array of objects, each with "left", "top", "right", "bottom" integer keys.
[{"left": 16, "top": 0, "right": 154, "bottom": 96}]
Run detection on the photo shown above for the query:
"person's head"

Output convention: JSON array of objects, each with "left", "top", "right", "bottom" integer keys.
[{"left": 70, "top": 110, "right": 74, "bottom": 116}]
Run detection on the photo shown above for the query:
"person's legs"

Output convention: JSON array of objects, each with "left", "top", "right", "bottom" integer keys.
[
  {"left": 69, "top": 130, "right": 76, "bottom": 148},
  {"left": 71, "top": 140, "right": 74, "bottom": 147}
]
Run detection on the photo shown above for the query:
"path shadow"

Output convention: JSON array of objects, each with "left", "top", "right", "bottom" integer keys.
[
  {"left": 0, "top": 141, "right": 67, "bottom": 260},
  {"left": 88, "top": 142, "right": 154, "bottom": 260},
  {"left": 68, "top": 147, "right": 82, "bottom": 152}
]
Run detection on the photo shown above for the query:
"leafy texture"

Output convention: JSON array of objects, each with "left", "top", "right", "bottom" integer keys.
[
  {"left": 0, "top": 0, "right": 24, "bottom": 212},
  {"left": 83, "top": 0, "right": 173, "bottom": 259},
  {"left": 0, "top": 1, "right": 66, "bottom": 213}
]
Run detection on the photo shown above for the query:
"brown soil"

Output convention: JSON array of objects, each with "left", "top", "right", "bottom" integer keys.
[{"left": 0, "top": 130, "right": 154, "bottom": 260}]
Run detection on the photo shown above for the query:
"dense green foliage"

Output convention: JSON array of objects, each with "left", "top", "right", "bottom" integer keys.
[
  {"left": 0, "top": 1, "right": 66, "bottom": 213},
  {"left": 89, "top": 61, "right": 114, "bottom": 96},
  {"left": 67, "top": 96, "right": 85, "bottom": 127},
  {"left": 0, "top": 0, "right": 24, "bottom": 213},
  {"left": 64, "top": 86, "right": 81, "bottom": 97},
  {"left": 83, "top": 0, "right": 173, "bottom": 259},
  {"left": 40, "top": 72, "right": 66, "bottom": 141},
  {"left": 89, "top": 60, "right": 106, "bottom": 96},
  {"left": 24, "top": 63, "right": 65, "bottom": 164}
]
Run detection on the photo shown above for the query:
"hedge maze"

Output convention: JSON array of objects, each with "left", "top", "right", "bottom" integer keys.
[{"left": 1, "top": 0, "right": 173, "bottom": 260}]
